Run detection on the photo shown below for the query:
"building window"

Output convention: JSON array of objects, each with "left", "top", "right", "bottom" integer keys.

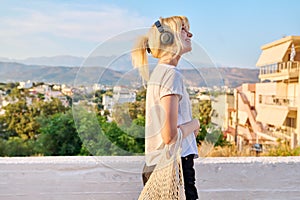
[
  {"left": 259, "top": 95, "right": 262, "bottom": 104},
  {"left": 286, "top": 117, "right": 296, "bottom": 128}
]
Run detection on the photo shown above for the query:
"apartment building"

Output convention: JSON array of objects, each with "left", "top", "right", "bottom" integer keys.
[
  {"left": 102, "top": 85, "right": 136, "bottom": 115},
  {"left": 211, "top": 93, "right": 234, "bottom": 133},
  {"left": 256, "top": 36, "right": 300, "bottom": 148},
  {"left": 216, "top": 36, "right": 300, "bottom": 148}
]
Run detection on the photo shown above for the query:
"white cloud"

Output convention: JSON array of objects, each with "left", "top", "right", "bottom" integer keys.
[
  {"left": 1, "top": 5, "right": 150, "bottom": 41},
  {"left": 0, "top": 3, "right": 151, "bottom": 58}
]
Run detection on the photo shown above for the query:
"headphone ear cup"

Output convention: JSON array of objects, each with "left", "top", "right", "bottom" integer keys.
[{"left": 160, "top": 31, "right": 174, "bottom": 45}]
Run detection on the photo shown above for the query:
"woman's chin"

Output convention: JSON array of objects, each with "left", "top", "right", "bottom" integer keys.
[{"left": 181, "top": 47, "right": 192, "bottom": 55}]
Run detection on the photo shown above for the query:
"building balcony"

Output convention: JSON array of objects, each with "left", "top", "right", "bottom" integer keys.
[
  {"left": 259, "top": 61, "right": 300, "bottom": 82},
  {"left": 264, "top": 126, "right": 293, "bottom": 140},
  {"left": 260, "top": 95, "right": 297, "bottom": 108}
]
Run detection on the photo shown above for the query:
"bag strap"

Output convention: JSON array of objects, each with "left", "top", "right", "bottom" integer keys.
[
  {"left": 174, "top": 127, "right": 183, "bottom": 152},
  {"left": 165, "top": 128, "right": 183, "bottom": 155}
]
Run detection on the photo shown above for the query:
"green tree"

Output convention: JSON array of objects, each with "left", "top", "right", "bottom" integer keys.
[
  {"left": 36, "top": 110, "right": 82, "bottom": 156},
  {"left": 2, "top": 87, "right": 68, "bottom": 139},
  {"left": 73, "top": 105, "right": 114, "bottom": 156},
  {"left": 0, "top": 137, "right": 35, "bottom": 156},
  {"left": 111, "top": 102, "right": 132, "bottom": 128},
  {"left": 192, "top": 100, "right": 228, "bottom": 147},
  {"left": 93, "top": 89, "right": 106, "bottom": 108},
  {"left": 4, "top": 98, "right": 32, "bottom": 139},
  {"left": 192, "top": 100, "right": 211, "bottom": 125},
  {"left": 73, "top": 103, "right": 145, "bottom": 156},
  {"left": 196, "top": 123, "right": 229, "bottom": 147},
  {"left": 99, "top": 120, "right": 144, "bottom": 155}
]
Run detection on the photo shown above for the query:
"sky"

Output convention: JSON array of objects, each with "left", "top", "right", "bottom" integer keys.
[{"left": 0, "top": 0, "right": 299, "bottom": 68}]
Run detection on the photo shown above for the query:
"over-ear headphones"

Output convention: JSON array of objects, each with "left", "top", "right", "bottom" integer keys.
[{"left": 154, "top": 20, "right": 174, "bottom": 45}]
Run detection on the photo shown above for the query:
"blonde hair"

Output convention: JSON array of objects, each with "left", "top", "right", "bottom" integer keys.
[{"left": 131, "top": 16, "right": 190, "bottom": 81}]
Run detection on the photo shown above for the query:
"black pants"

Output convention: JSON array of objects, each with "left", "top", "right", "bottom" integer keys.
[{"left": 142, "top": 154, "right": 198, "bottom": 200}]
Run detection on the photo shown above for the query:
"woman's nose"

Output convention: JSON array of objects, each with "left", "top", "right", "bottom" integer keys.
[{"left": 187, "top": 31, "right": 193, "bottom": 38}]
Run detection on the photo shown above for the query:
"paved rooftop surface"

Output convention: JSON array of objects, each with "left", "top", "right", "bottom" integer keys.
[{"left": 1, "top": 156, "right": 300, "bottom": 200}]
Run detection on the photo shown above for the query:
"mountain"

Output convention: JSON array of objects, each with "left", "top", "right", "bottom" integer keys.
[
  {"left": 22, "top": 55, "right": 85, "bottom": 67},
  {"left": 218, "top": 67, "right": 259, "bottom": 87},
  {"left": 0, "top": 55, "right": 131, "bottom": 68},
  {"left": 0, "top": 61, "right": 259, "bottom": 88},
  {"left": 0, "top": 55, "right": 84, "bottom": 67},
  {"left": 0, "top": 62, "right": 124, "bottom": 85}
]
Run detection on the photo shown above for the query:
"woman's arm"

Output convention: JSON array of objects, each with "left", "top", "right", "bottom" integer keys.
[
  {"left": 160, "top": 94, "right": 180, "bottom": 144},
  {"left": 178, "top": 119, "right": 200, "bottom": 138},
  {"left": 160, "top": 94, "right": 200, "bottom": 144}
]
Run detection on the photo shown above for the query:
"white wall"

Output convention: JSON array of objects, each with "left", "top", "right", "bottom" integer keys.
[
  {"left": 211, "top": 94, "right": 227, "bottom": 128},
  {"left": 1, "top": 156, "right": 300, "bottom": 200}
]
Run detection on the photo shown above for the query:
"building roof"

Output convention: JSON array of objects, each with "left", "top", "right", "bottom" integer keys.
[
  {"left": 260, "top": 36, "right": 300, "bottom": 50},
  {"left": 256, "top": 36, "right": 300, "bottom": 67}
]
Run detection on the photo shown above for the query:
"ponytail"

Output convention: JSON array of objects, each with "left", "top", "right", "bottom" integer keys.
[{"left": 131, "top": 36, "right": 150, "bottom": 81}]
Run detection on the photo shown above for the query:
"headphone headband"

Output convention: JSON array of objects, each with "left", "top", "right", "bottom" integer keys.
[{"left": 154, "top": 20, "right": 164, "bottom": 33}]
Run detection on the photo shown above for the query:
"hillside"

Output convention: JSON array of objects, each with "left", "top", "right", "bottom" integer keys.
[
  {"left": 180, "top": 67, "right": 259, "bottom": 88},
  {"left": 0, "top": 61, "right": 259, "bottom": 88}
]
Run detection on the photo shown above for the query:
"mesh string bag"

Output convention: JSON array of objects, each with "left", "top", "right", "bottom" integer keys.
[{"left": 138, "top": 129, "right": 185, "bottom": 200}]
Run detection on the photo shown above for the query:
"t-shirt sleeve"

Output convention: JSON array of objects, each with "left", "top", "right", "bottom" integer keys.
[{"left": 159, "top": 69, "right": 184, "bottom": 100}]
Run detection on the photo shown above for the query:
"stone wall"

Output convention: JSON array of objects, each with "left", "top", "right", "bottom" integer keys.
[{"left": 1, "top": 156, "right": 300, "bottom": 200}]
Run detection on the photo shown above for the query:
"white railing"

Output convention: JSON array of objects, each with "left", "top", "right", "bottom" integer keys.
[
  {"left": 259, "top": 61, "right": 300, "bottom": 75},
  {"left": 262, "top": 95, "right": 297, "bottom": 107}
]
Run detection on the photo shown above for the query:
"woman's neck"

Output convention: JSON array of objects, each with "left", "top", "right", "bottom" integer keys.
[{"left": 158, "top": 55, "right": 181, "bottom": 67}]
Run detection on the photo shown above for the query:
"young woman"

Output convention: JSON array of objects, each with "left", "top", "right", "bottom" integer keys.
[{"left": 132, "top": 16, "right": 200, "bottom": 199}]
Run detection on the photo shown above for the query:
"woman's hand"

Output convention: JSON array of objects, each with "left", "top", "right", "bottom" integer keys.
[
  {"left": 193, "top": 119, "right": 200, "bottom": 137},
  {"left": 178, "top": 119, "right": 200, "bottom": 138},
  {"left": 192, "top": 119, "right": 200, "bottom": 137}
]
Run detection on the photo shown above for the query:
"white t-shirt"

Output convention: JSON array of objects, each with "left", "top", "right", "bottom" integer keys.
[{"left": 145, "top": 63, "right": 199, "bottom": 166}]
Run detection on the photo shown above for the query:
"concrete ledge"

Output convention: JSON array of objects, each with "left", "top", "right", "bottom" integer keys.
[{"left": 1, "top": 156, "right": 300, "bottom": 200}]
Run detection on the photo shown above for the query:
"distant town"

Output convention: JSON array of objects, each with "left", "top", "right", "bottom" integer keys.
[{"left": 0, "top": 35, "right": 299, "bottom": 156}]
